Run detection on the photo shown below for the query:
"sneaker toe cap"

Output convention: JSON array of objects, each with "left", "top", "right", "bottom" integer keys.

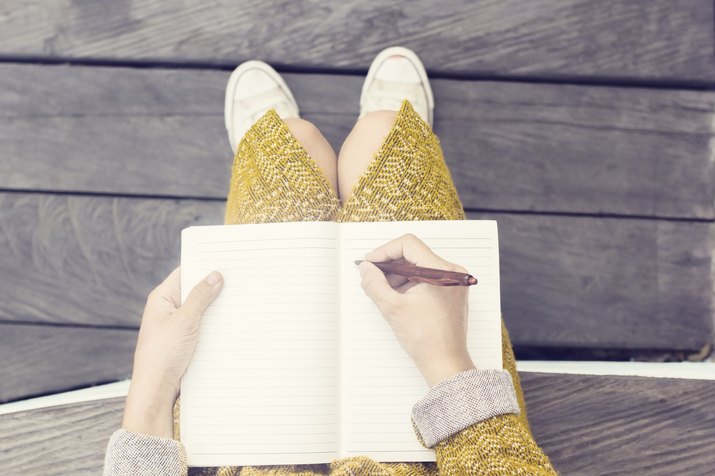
[
  {"left": 374, "top": 56, "right": 422, "bottom": 83},
  {"left": 233, "top": 69, "right": 279, "bottom": 99}
]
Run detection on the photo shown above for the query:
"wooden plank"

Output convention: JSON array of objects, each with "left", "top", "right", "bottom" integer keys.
[
  {"left": 2, "top": 64, "right": 714, "bottom": 219},
  {"left": 438, "top": 84, "right": 715, "bottom": 219},
  {"left": 0, "top": 193, "right": 223, "bottom": 328},
  {"left": 475, "top": 213, "right": 714, "bottom": 352},
  {"left": 0, "top": 192, "right": 710, "bottom": 352},
  {"left": 0, "top": 0, "right": 712, "bottom": 83},
  {"left": 522, "top": 372, "right": 715, "bottom": 474},
  {"left": 2, "top": 373, "right": 713, "bottom": 474},
  {"left": 0, "top": 323, "right": 136, "bottom": 402},
  {"left": 0, "top": 397, "right": 124, "bottom": 475}
]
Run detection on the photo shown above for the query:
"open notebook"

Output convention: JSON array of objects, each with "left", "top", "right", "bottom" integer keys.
[{"left": 180, "top": 220, "right": 502, "bottom": 466}]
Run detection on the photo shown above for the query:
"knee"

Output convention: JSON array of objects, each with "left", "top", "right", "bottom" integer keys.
[
  {"left": 283, "top": 117, "right": 325, "bottom": 146},
  {"left": 352, "top": 110, "right": 398, "bottom": 136}
]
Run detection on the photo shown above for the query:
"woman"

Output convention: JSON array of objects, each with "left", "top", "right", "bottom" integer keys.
[{"left": 104, "top": 47, "right": 557, "bottom": 475}]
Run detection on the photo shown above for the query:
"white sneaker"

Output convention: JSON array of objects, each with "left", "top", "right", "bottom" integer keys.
[
  {"left": 224, "top": 60, "right": 300, "bottom": 153},
  {"left": 359, "top": 47, "right": 434, "bottom": 126}
]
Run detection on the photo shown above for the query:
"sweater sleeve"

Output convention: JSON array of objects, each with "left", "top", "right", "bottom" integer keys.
[
  {"left": 103, "top": 429, "right": 187, "bottom": 476},
  {"left": 103, "top": 369, "right": 555, "bottom": 475},
  {"left": 411, "top": 368, "right": 558, "bottom": 475}
]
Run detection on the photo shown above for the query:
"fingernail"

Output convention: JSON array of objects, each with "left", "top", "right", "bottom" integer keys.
[{"left": 206, "top": 271, "right": 222, "bottom": 285}]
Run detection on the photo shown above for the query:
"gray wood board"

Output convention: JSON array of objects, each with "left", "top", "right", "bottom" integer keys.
[
  {"left": 522, "top": 372, "right": 715, "bottom": 475},
  {"left": 2, "top": 373, "right": 713, "bottom": 474},
  {"left": 0, "top": 0, "right": 712, "bottom": 83},
  {"left": 0, "top": 192, "right": 711, "bottom": 352},
  {"left": 482, "top": 213, "right": 714, "bottom": 352},
  {"left": 0, "top": 396, "right": 124, "bottom": 475},
  {"left": 2, "top": 64, "right": 714, "bottom": 219},
  {"left": 0, "top": 323, "right": 136, "bottom": 403},
  {"left": 0, "top": 193, "right": 224, "bottom": 330}
]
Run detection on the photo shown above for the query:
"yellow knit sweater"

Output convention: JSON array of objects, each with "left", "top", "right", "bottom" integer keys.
[{"left": 174, "top": 101, "right": 557, "bottom": 475}]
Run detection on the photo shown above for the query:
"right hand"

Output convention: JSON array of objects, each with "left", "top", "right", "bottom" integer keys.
[{"left": 358, "top": 233, "right": 476, "bottom": 386}]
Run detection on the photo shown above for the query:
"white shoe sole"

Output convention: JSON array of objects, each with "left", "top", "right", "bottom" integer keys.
[{"left": 360, "top": 46, "right": 435, "bottom": 125}]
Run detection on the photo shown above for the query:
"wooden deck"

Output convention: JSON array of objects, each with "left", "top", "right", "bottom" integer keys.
[
  {"left": 1, "top": 0, "right": 714, "bottom": 473},
  {"left": 2, "top": 371, "right": 714, "bottom": 475}
]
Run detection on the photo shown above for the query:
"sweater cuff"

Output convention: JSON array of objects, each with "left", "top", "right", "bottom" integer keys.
[
  {"left": 103, "top": 429, "right": 187, "bottom": 476},
  {"left": 411, "top": 368, "right": 520, "bottom": 448}
]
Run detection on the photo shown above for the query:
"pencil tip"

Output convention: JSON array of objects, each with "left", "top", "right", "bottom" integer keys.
[
  {"left": 468, "top": 276, "right": 478, "bottom": 285},
  {"left": 354, "top": 260, "right": 363, "bottom": 266}
]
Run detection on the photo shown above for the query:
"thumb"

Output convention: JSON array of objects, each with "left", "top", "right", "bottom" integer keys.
[
  {"left": 181, "top": 271, "right": 224, "bottom": 317},
  {"left": 359, "top": 262, "right": 399, "bottom": 312}
]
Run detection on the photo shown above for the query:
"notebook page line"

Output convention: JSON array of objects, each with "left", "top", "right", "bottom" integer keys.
[{"left": 180, "top": 222, "right": 342, "bottom": 465}]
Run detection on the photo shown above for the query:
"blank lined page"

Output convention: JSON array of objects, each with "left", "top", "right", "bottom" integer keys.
[
  {"left": 338, "top": 220, "right": 501, "bottom": 462},
  {"left": 180, "top": 222, "right": 340, "bottom": 466}
]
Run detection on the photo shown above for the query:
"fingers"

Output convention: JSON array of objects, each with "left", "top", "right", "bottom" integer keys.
[
  {"left": 365, "top": 233, "right": 450, "bottom": 269},
  {"left": 385, "top": 273, "right": 410, "bottom": 289},
  {"left": 158, "top": 267, "right": 182, "bottom": 307},
  {"left": 180, "top": 271, "right": 224, "bottom": 318},
  {"left": 358, "top": 261, "right": 399, "bottom": 312}
]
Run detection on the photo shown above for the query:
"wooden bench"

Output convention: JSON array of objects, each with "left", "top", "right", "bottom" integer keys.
[
  {"left": 0, "top": 0, "right": 714, "bottom": 472},
  {"left": 1, "top": 61, "right": 713, "bottom": 400},
  {"left": 1, "top": 368, "right": 713, "bottom": 474}
]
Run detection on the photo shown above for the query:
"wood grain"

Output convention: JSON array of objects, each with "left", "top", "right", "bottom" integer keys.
[
  {"left": 0, "top": 323, "right": 136, "bottom": 403},
  {"left": 0, "top": 193, "right": 711, "bottom": 353},
  {"left": 0, "top": 396, "right": 124, "bottom": 475},
  {"left": 0, "top": 0, "right": 712, "bottom": 83},
  {"left": 522, "top": 372, "right": 715, "bottom": 475},
  {"left": 2, "top": 64, "right": 714, "bottom": 218},
  {"left": 1, "top": 373, "right": 713, "bottom": 474},
  {"left": 0, "top": 193, "right": 223, "bottom": 328},
  {"left": 471, "top": 212, "right": 714, "bottom": 352}
]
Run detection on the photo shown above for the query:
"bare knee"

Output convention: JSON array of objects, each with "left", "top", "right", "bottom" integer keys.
[
  {"left": 350, "top": 110, "right": 397, "bottom": 137},
  {"left": 283, "top": 117, "right": 338, "bottom": 194},
  {"left": 338, "top": 110, "right": 397, "bottom": 161},
  {"left": 337, "top": 111, "right": 398, "bottom": 203},
  {"left": 283, "top": 118, "right": 324, "bottom": 147}
]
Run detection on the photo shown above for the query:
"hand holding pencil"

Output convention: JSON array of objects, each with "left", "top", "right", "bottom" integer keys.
[{"left": 357, "top": 233, "right": 476, "bottom": 386}]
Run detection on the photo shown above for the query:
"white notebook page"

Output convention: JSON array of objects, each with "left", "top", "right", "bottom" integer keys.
[
  {"left": 180, "top": 222, "right": 341, "bottom": 466},
  {"left": 338, "top": 220, "right": 502, "bottom": 462}
]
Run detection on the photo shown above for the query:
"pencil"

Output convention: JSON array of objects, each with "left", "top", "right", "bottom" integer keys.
[{"left": 354, "top": 260, "right": 477, "bottom": 286}]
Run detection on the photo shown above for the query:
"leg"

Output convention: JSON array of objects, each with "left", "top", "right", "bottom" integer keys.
[
  {"left": 223, "top": 60, "right": 340, "bottom": 225},
  {"left": 333, "top": 56, "right": 535, "bottom": 468},
  {"left": 337, "top": 110, "right": 396, "bottom": 204},
  {"left": 337, "top": 101, "right": 464, "bottom": 222},
  {"left": 224, "top": 110, "right": 341, "bottom": 225},
  {"left": 284, "top": 118, "right": 338, "bottom": 195}
]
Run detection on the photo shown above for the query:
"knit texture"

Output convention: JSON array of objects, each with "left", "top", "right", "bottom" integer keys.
[
  {"left": 225, "top": 110, "right": 340, "bottom": 224},
  {"left": 338, "top": 101, "right": 465, "bottom": 222},
  {"left": 103, "top": 429, "right": 187, "bottom": 476},
  {"left": 225, "top": 101, "right": 465, "bottom": 224},
  {"left": 105, "top": 100, "right": 557, "bottom": 475},
  {"left": 411, "top": 369, "right": 520, "bottom": 448}
]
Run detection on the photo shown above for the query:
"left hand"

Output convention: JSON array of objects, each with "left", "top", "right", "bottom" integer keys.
[{"left": 122, "top": 267, "right": 223, "bottom": 438}]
